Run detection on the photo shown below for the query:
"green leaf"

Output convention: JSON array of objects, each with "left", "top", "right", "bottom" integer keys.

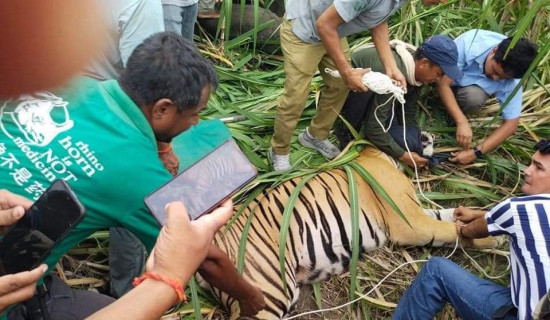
[
  {"left": 279, "top": 173, "right": 317, "bottom": 293},
  {"left": 348, "top": 161, "right": 410, "bottom": 227},
  {"left": 189, "top": 276, "right": 203, "bottom": 320},
  {"left": 343, "top": 165, "right": 361, "bottom": 301}
]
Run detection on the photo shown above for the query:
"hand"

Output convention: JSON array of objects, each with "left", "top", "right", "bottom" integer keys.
[
  {"left": 386, "top": 67, "right": 407, "bottom": 93},
  {"left": 0, "top": 189, "right": 32, "bottom": 235},
  {"left": 449, "top": 149, "right": 476, "bottom": 165},
  {"left": 0, "top": 264, "right": 48, "bottom": 314},
  {"left": 398, "top": 152, "right": 428, "bottom": 168},
  {"left": 455, "top": 220, "right": 466, "bottom": 237},
  {"left": 456, "top": 122, "right": 473, "bottom": 149},
  {"left": 454, "top": 206, "right": 484, "bottom": 223},
  {"left": 341, "top": 68, "right": 370, "bottom": 93},
  {"left": 145, "top": 200, "right": 233, "bottom": 283}
]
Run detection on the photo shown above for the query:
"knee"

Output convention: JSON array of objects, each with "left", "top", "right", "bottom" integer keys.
[
  {"left": 423, "top": 257, "right": 449, "bottom": 275},
  {"left": 455, "top": 85, "right": 489, "bottom": 114}
]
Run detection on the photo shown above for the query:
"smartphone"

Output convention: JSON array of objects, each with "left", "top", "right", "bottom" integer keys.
[
  {"left": 0, "top": 180, "right": 86, "bottom": 276},
  {"left": 145, "top": 140, "right": 257, "bottom": 225}
]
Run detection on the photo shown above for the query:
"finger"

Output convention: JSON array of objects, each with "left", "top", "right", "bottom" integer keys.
[
  {"left": 453, "top": 207, "right": 461, "bottom": 218},
  {"left": 0, "top": 190, "right": 32, "bottom": 210},
  {"left": 449, "top": 156, "right": 457, "bottom": 163},
  {"left": 0, "top": 206, "right": 25, "bottom": 227},
  {"left": 200, "top": 199, "right": 233, "bottom": 230},
  {"left": 0, "top": 264, "right": 47, "bottom": 295},
  {"left": 164, "top": 201, "right": 191, "bottom": 231},
  {"left": 358, "top": 68, "right": 371, "bottom": 75},
  {"left": 0, "top": 283, "right": 37, "bottom": 310}
]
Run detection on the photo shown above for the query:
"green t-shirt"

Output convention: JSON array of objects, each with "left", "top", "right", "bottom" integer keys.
[
  {"left": 0, "top": 78, "right": 231, "bottom": 277},
  {"left": 350, "top": 46, "right": 421, "bottom": 158}
]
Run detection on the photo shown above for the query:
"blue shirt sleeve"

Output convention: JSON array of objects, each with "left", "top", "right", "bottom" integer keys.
[
  {"left": 334, "top": 0, "right": 375, "bottom": 23},
  {"left": 498, "top": 81, "right": 522, "bottom": 120}
]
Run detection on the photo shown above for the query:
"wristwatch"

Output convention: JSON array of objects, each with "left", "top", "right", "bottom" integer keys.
[{"left": 473, "top": 147, "right": 483, "bottom": 159}]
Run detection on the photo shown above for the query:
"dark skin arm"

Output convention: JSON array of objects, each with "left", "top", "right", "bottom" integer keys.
[
  {"left": 456, "top": 217, "right": 490, "bottom": 239},
  {"left": 316, "top": 5, "right": 370, "bottom": 92},
  {"left": 199, "top": 245, "right": 265, "bottom": 316}
]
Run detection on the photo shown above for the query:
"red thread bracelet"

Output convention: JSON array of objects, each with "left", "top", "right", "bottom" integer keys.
[{"left": 132, "top": 272, "right": 186, "bottom": 302}]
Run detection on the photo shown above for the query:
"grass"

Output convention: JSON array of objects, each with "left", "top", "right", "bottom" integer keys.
[{"left": 59, "top": 0, "right": 550, "bottom": 319}]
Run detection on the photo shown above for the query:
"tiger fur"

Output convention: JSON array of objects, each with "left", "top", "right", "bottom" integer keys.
[{"left": 198, "top": 146, "right": 500, "bottom": 319}]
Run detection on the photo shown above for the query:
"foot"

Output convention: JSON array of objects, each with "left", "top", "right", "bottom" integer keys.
[
  {"left": 298, "top": 127, "right": 341, "bottom": 159},
  {"left": 238, "top": 286, "right": 266, "bottom": 317},
  {"left": 269, "top": 147, "right": 291, "bottom": 171}
]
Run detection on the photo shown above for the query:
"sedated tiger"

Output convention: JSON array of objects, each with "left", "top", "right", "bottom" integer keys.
[{"left": 199, "top": 146, "right": 500, "bottom": 319}]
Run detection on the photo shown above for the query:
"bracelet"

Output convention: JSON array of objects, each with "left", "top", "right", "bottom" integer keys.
[
  {"left": 132, "top": 272, "right": 187, "bottom": 302},
  {"left": 157, "top": 143, "right": 173, "bottom": 154}
]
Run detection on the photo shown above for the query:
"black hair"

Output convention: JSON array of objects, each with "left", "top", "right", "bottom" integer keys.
[
  {"left": 493, "top": 37, "right": 538, "bottom": 78},
  {"left": 535, "top": 140, "right": 550, "bottom": 155},
  {"left": 120, "top": 32, "right": 218, "bottom": 112},
  {"left": 413, "top": 48, "right": 440, "bottom": 67}
]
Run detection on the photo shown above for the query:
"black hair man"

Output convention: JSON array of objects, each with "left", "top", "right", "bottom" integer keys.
[
  {"left": 0, "top": 32, "right": 264, "bottom": 318},
  {"left": 335, "top": 35, "right": 462, "bottom": 168},
  {"left": 437, "top": 29, "right": 538, "bottom": 165}
]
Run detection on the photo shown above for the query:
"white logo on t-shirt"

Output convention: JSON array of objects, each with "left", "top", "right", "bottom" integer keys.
[{"left": 0, "top": 92, "right": 74, "bottom": 147}]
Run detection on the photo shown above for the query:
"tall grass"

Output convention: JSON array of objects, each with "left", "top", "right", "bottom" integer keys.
[{"left": 67, "top": 1, "right": 550, "bottom": 319}]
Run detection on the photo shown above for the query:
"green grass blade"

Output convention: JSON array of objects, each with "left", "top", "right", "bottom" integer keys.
[
  {"left": 279, "top": 173, "right": 317, "bottom": 293},
  {"left": 189, "top": 275, "right": 203, "bottom": 320},
  {"left": 343, "top": 165, "right": 361, "bottom": 301},
  {"left": 348, "top": 161, "right": 410, "bottom": 227},
  {"left": 313, "top": 282, "right": 323, "bottom": 311}
]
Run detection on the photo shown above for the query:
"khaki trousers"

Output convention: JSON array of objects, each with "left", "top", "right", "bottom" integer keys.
[{"left": 271, "top": 18, "right": 350, "bottom": 155}]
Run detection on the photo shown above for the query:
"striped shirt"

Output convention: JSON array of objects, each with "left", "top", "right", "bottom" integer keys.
[{"left": 486, "top": 194, "right": 550, "bottom": 319}]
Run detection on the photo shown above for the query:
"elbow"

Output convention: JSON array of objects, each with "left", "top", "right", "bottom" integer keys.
[
  {"left": 316, "top": 19, "right": 328, "bottom": 39},
  {"left": 505, "top": 119, "right": 519, "bottom": 135}
]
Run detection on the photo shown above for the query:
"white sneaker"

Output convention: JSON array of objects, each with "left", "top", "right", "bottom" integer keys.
[
  {"left": 269, "top": 147, "right": 291, "bottom": 171},
  {"left": 298, "top": 127, "right": 341, "bottom": 159}
]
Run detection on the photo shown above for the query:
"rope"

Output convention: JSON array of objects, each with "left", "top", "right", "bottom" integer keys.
[
  {"left": 325, "top": 69, "right": 406, "bottom": 103},
  {"left": 353, "top": 39, "right": 422, "bottom": 87}
]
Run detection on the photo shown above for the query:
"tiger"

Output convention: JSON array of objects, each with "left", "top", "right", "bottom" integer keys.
[{"left": 198, "top": 146, "right": 500, "bottom": 319}]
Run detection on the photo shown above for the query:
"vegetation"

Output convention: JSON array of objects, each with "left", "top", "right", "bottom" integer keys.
[{"left": 63, "top": 0, "right": 549, "bottom": 319}]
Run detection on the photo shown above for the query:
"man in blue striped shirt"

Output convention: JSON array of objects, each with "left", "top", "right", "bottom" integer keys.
[{"left": 394, "top": 139, "right": 550, "bottom": 320}]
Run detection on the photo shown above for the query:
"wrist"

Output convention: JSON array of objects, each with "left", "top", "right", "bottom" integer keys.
[
  {"left": 458, "top": 224, "right": 466, "bottom": 237},
  {"left": 473, "top": 146, "right": 483, "bottom": 159},
  {"left": 140, "top": 278, "right": 180, "bottom": 303},
  {"left": 133, "top": 271, "right": 187, "bottom": 302}
]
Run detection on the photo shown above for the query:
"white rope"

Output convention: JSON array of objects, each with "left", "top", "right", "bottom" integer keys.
[
  {"left": 353, "top": 39, "right": 422, "bottom": 87},
  {"left": 286, "top": 64, "right": 511, "bottom": 320},
  {"left": 325, "top": 69, "right": 406, "bottom": 103},
  {"left": 282, "top": 235, "right": 510, "bottom": 319},
  {"left": 283, "top": 237, "right": 461, "bottom": 320}
]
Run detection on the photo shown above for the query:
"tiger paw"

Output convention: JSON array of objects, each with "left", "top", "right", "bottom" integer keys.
[{"left": 238, "top": 286, "right": 266, "bottom": 317}]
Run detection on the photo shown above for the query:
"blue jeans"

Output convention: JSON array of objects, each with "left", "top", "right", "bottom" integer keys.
[
  {"left": 163, "top": 3, "right": 199, "bottom": 41},
  {"left": 394, "top": 257, "right": 516, "bottom": 320}
]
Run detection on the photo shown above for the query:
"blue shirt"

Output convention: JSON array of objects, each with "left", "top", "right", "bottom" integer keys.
[
  {"left": 486, "top": 195, "right": 550, "bottom": 319},
  {"left": 83, "top": 0, "right": 165, "bottom": 81},
  {"left": 286, "top": 0, "right": 406, "bottom": 44},
  {"left": 453, "top": 29, "right": 522, "bottom": 120}
]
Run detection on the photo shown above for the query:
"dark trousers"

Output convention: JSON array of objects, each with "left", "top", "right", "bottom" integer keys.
[
  {"left": 334, "top": 91, "right": 375, "bottom": 147},
  {"left": 8, "top": 275, "right": 114, "bottom": 320}
]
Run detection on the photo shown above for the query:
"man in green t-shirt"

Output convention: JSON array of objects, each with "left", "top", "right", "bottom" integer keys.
[
  {"left": 0, "top": 32, "right": 264, "bottom": 318},
  {"left": 335, "top": 35, "right": 462, "bottom": 168}
]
